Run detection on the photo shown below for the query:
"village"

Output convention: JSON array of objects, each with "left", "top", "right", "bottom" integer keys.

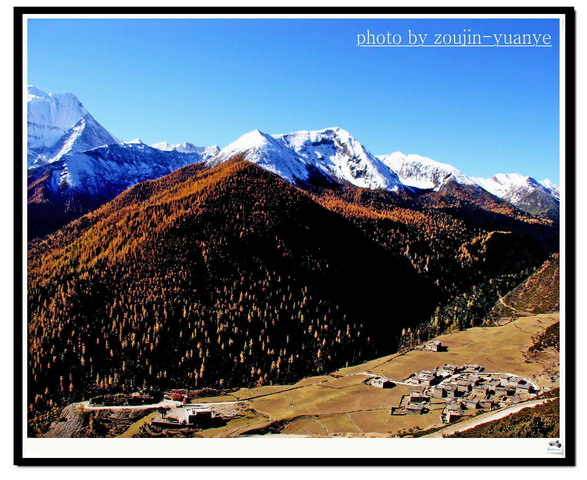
[
  {"left": 367, "top": 341, "right": 540, "bottom": 424},
  {"left": 142, "top": 340, "right": 541, "bottom": 431}
]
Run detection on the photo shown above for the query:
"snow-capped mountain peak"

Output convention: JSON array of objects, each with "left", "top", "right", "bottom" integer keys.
[
  {"left": 211, "top": 127, "right": 403, "bottom": 191},
  {"left": 472, "top": 173, "right": 559, "bottom": 218},
  {"left": 377, "top": 151, "right": 476, "bottom": 190},
  {"left": 276, "top": 127, "right": 403, "bottom": 191},
  {"left": 222, "top": 129, "right": 277, "bottom": 151},
  {"left": 125, "top": 138, "right": 144, "bottom": 145},
  {"left": 27, "top": 86, "right": 88, "bottom": 150},
  {"left": 473, "top": 173, "right": 537, "bottom": 200},
  {"left": 27, "top": 86, "right": 118, "bottom": 167},
  {"left": 210, "top": 129, "right": 310, "bottom": 183}
]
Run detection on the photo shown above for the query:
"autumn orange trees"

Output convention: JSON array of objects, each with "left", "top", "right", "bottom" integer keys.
[
  {"left": 27, "top": 160, "right": 557, "bottom": 423},
  {"left": 28, "top": 161, "right": 432, "bottom": 416}
]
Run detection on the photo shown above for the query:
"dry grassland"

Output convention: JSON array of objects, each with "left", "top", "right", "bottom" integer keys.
[{"left": 188, "top": 313, "right": 559, "bottom": 438}]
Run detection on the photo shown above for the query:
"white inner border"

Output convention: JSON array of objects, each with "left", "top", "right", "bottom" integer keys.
[{"left": 20, "top": 11, "right": 568, "bottom": 460}]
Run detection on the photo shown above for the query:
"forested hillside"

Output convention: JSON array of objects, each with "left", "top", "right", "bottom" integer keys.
[
  {"left": 27, "top": 159, "right": 558, "bottom": 423},
  {"left": 28, "top": 160, "right": 435, "bottom": 414}
]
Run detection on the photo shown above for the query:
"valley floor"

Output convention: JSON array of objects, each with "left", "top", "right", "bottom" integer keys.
[
  {"left": 44, "top": 312, "right": 559, "bottom": 439},
  {"left": 133, "top": 312, "right": 560, "bottom": 438}
]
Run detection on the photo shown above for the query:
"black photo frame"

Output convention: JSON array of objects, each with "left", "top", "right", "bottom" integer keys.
[{"left": 14, "top": 6, "right": 576, "bottom": 466}]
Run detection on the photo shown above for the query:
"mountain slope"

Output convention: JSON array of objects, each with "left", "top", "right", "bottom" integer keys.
[
  {"left": 38, "top": 113, "right": 119, "bottom": 166},
  {"left": 27, "top": 141, "right": 210, "bottom": 239},
  {"left": 484, "top": 254, "right": 560, "bottom": 324},
  {"left": 540, "top": 179, "right": 560, "bottom": 199},
  {"left": 27, "top": 160, "right": 437, "bottom": 413}
]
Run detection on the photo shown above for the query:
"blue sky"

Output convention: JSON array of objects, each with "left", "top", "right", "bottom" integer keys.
[{"left": 27, "top": 17, "right": 560, "bottom": 182}]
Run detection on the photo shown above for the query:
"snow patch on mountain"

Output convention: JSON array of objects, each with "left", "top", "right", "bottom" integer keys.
[
  {"left": 45, "top": 142, "right": 209, "bottom": 197},
  {"left": 151, "top": 141, "right": 220, "bottom": 159},
  {"left": 540, "top": 179, "right": 560, "bottom": 199}
]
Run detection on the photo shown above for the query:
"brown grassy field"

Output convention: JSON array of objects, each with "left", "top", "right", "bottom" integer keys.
[{"left": 176, "top": 313, "right": 559, "bottom": 438}]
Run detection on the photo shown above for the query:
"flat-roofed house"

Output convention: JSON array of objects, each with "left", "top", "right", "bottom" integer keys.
[
  {"left": 405, "top": 403, "right": 428, "bottom": 415},
  {"left": 463, "top": 364, "right": 485, "bottom": 373},
  {"left": 437, "top": 364, "right": 458, "bottom": 377},
  {"left": 442, "top": 404, "right": 464, "bottom": 424},
  {"left": 472, "top": 384, "right": 491, "bottom": 397},
  {"left": 487, "top": 378, "right": 501, "bottom": 391},
  {"left": 456, "top": 379, "right": 473, "bottom": 394},
  {"left": 502, "top": 377, "right": 524, "bottom": 389},
  {"left": 186, "top": 407, "right": 213, "bottom": 425},
  {"left": 417, "top": 373, "right": 437, "bottom": 386},
  {"left": 433, "top": 384, "right": 457, "bottom": 399},
  {"left": 409, "top": 392, "right": 430, "bottom": 403},
  {"left": 515, "top": 383, "right": 534, "bottom": 395},
  {"left": 462, "top": 399, "right": 482, "bottom": 410},
  {"left": 424, "top": 341, "right": 446, "bottom": 352},
  {"left": 367, "top": 377, "right": 396, "bottom": 389},
  {"left": 494, "top": 385, "right": 512, "bottom": 397}
]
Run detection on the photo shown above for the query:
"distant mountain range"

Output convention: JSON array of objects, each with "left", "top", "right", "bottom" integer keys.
[
  {"left": 26, "top": 86, "right": 560, "bottom": 239},
  {"left": 27, "top": 87, "right": 218, "bottom": 238}
]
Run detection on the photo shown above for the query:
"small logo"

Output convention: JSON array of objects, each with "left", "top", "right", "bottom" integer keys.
[{"left": 547, "top": 439, "right": 562, "bottom": 453}]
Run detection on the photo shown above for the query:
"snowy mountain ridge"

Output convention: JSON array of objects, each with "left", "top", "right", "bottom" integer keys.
[
  {"left": 210, "top": 127, "right": 404, "bottom": 192},
  {"left": 470, "top": 173, "right": 559, "bottom": 218},
  {"left": 27, "top": 86, "right": 560, "bottom": 239},
  {"left": 27, "top": 87, "right": 220, "bottom": 238},
  {"left": 376, "top": 151, "right": 477, "bottom": 190},
  {"left": 151, "top": 141, "right": 220, "bottom": 157},
  {"left": 27, "top": 86, "right": 217, "bottom": 170}
]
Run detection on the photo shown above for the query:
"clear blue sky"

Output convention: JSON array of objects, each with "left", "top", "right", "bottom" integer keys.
[{"left": 27, "top": 17, "right": 560, "bottom": 182}]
